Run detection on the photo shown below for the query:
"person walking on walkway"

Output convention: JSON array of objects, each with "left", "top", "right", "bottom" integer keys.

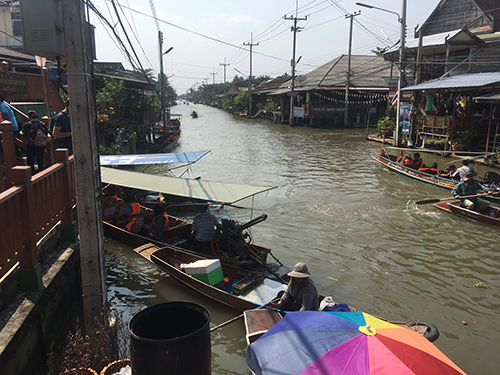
[{"left": 21, "top": 110, "right": 48, "bottom": 174}]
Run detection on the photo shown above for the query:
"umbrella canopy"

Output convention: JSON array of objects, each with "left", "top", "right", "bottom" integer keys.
[{"left": 247, "top": 311, "right": 466, "bottom": 375}]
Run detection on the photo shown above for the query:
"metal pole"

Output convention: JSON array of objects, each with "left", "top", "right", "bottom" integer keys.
[
  {"left": 159, "top": 31, "right": 166, "bottom": 133},
  {"left": 220, "top": 58, "right": 229, "bottom": 108},
  {"left": 344, "top": 12, "right": 360, "bottom": 127},
  {"left": 284, "top": 13, "right": 307, "bottom": 126},
  {"left": 243, "top": 34, "right": 258, "bottom": 117},
  {"left": 395, "top": 0, "right": 406, "bottom": 147},
  {"left": 290, "top": 17, "right": 297, "bottom": 126}
]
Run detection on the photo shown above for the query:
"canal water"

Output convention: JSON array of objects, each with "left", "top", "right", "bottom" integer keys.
[{"left": 105, "top": 104, "right": 500, "bottom": 374}]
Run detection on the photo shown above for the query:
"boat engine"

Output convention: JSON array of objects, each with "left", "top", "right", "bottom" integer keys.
[{"left": 218, "top": 218, "right": 252, "bottom": 260}]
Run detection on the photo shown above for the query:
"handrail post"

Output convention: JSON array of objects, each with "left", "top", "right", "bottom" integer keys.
[
  {"left": 0, "top": 120, "right": 15, "bottom": 187},
  {"left": 42, "top": 115, "right": 54, "bottom": 168},
  {"left": 11, "top": 166, "right": 44, "bottom": 292}
]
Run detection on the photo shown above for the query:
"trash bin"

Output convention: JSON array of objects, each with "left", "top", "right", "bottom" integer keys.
[{"left": 129, "top": 301, "right": 211, "bottom": 375}]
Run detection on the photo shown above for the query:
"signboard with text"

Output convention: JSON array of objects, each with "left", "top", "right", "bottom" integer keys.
[
  {"left": 293, "top": 107, "right": 304, "bottom": 118},
  {"left": 0, "top": 74, "right": 28, "bottom": 95}
]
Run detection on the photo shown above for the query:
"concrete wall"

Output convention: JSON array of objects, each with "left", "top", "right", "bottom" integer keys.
[{"left": 0, "top": 245, "right": 81, "bottom": 375}]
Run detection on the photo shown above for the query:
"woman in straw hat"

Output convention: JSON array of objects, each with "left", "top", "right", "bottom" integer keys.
[{"left": 270, "top": 262, "right": 318, "bottom": 311}]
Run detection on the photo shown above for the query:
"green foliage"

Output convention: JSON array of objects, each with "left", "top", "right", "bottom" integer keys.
[
  {"left": 234, "top": 92, "right": 249, "bottom": 110},
  {"left": 96, "top": 79, "right": 127, "bottom": 121},
  {"left": 264, "top": 98, "right": 277, "bottom": 111}
]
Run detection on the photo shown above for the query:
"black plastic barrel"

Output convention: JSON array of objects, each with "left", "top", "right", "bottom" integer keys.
[{"left": 129, "top": 301, "right": 211, "bottom": 375}]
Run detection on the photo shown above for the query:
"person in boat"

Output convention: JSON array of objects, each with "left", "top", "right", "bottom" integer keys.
[
  {"left": 102, "top": 184, "right": 123, "bottom": 205},
  {"left": 140, "top": 205, "right": 170, "bottom": 240},
  {"left": 418, "top": 162, "right": 440, "bottom": 175},
  {"left": 412, "top": 153, "right": 423, "bottom": 169},
  {"left": 452, "top": 159, "right": 477, "bottom": 181},
  {"left": 437, "top": 164, "right": 457, "bottom": 179},
  {"left": 269, "top": 262, "right": 318, "bottom": 312},
  {"left": 116, "top": 194, "right": 142, "bottom": 232},
  {"left": 451, "top": 173, "right": 497, "bottom": 213},
  {"left": 401, "top": 154, "right": 415, "bottom": 168},
  {"left": 190, "top": 204, "right": 222, "bottom": 253}
]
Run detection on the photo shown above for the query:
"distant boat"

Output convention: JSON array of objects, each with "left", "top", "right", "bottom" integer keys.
[{"left": 150, "top": 114, "right": 182, "bottom": 153}]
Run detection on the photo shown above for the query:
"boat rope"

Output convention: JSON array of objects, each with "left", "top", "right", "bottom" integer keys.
[{"left": 241, "top": 232, "right": 286, "bottom": 283}]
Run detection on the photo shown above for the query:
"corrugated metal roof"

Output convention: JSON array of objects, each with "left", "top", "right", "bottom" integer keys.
[
  {"left": 402, "top": 72, "right": 500, "bottom": 91},
  {"left": 290, "top": 55, "right": 391, "bottom": 91},
  {"left": 474, "top": 91, "right": 500, "bottom": 102},
  {"left": 385, "top": 29, "right": 463, "bottom": 54}
]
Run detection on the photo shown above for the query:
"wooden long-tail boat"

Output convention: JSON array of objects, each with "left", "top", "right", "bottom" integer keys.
[
  {"left": 372, "top": 149, "right": 500, "bottom": 203},
  {"left": 434, "top": 202, "right": 500, "bottom": 228},
  {"left": 103, "top": 203, "right": 278, "bottom": 271},
  {"left": 132, "top": 243, "right": 439, "bottom": 342},
  {"left": 134, "top": 243, "right": 289, "bottom": 311}
]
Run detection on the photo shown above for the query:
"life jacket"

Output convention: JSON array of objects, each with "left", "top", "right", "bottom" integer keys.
[
  {"left": 152, "top": 213, "right": 170, "bottom": 231},
  {"left": 418, "top": 167, "right": 440, "bottom": 175},
  {"left": 120, "top": 202, "right": 141, "bottom": 216},
  {"left": 402, "top": 158, "right": 415, "bottom": 168}
]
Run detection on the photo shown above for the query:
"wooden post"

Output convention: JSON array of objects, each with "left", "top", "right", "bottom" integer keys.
[
  {"left": 485, "top": 103, "right": 493, "bottom": 158},
  {"left": 0, "top": 120, "right": 15, "bottom": 187},
  {"left": 11, "top": 165, "right": 44, "bottom": 292},
  {"left": 62, "top": 0, "right": 106, "bottom": 331},
  {"left": 41, "top": 67, "right": 51, "bottom": 118}
]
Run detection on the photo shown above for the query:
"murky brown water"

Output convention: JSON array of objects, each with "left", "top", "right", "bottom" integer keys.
[{"left": 106, "top": 104, "right": 500, "bottom": 374}]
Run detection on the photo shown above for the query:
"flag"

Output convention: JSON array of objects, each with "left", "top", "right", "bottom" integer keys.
[{"left": 391, "top": 91, "right": 399, "bottom": 106}]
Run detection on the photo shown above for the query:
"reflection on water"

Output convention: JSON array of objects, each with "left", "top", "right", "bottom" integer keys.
[{"left": 106, "top": 104, "right": 500, "bottom": 374}]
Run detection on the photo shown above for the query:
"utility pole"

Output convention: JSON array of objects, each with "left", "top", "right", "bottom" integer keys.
[
  {"left": 220, "top": 58, "right": 230, "bottom": 108},
  {"left": 344, "top": 11, "right": 360, "bottom": 127},
  {"left": 284, "top": 12, "right": 307, "bottom": 126},
  {"left": 210, "top": 69, "right": 217, "bottom": 103},
  {"left": 159, "top": 31, "right": 166, "bottom": 133},
  {"left": 395, "top": 0, "right": 407, "bottom": 147},
  {"left": 62, "top": 0, "right": 105, "bottom": 332},
  {"left": 243, "top": 33, "right": 258, "bottom": 117}
]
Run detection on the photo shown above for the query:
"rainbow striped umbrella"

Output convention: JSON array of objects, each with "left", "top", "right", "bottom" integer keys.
[{"left": 246, "top": 311, "right": 466, "bottom": 375}]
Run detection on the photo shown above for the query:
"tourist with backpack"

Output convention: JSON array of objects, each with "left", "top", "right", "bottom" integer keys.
[
  {"left": 52, "top": 99, "right": 72, "bottom": 155},
  {"left": 21, "top": 110, "right": 48, "bottom": 174}
]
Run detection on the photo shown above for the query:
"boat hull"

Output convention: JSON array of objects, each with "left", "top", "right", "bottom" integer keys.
[
  {"left": 372, "top": 152, "right": 500, "bottom": 203},
  {"left": 434, "top": 202, "right": 500, "bottom": 228},
  {"left": 134, "top": 243, "right": 286, "bottom": 311}
]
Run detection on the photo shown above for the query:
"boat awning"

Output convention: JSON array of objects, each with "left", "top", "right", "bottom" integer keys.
[
  {"left": 402, "top": 72, "right": 500, "bottom": 91},
  {"left": 99, "top": 151, "right": 210, "bottom": 166},
  {"left": 101, "top": 167, "right": 277, "bottom": 204}
]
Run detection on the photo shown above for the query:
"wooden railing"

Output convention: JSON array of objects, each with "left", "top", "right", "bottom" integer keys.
[{"left": 0, "top": 149, "right": 75, "bottom": 281}]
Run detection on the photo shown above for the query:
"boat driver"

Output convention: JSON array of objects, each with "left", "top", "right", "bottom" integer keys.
[
  {"left": 451, "top": 173, "right": 497, "bottom": 213},
  {"left": 270, "top": 262, "right": 318, "bottom": 311}
]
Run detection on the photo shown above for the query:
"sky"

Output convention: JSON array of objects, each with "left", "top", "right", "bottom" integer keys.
[{"left": 89, "top": 0, "right": 440, "bottom": 95}]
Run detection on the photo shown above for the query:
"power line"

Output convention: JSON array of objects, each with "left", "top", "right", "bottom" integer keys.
[{"left": 112, "top": 1, "right": 291, "bottom": 64}]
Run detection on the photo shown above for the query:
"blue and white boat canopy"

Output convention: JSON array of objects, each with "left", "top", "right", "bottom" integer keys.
[{"left": 99, "top": 151, "right": 210, "bottom": 166}]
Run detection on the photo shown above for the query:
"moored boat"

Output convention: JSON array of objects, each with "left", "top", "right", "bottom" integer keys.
[
  {"left": 434, "top": 201, "right": 500, "bottom": 228},
  {"left": 134, "top": 243, "right": 289, "bottom": 311},
  {"left": 103, "top": 203, "right": 277, "bottom": 271}
]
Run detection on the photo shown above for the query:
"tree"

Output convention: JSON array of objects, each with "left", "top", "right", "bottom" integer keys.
[{"left": 234, "top": 92, "right": 249, "bottom": 110}]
